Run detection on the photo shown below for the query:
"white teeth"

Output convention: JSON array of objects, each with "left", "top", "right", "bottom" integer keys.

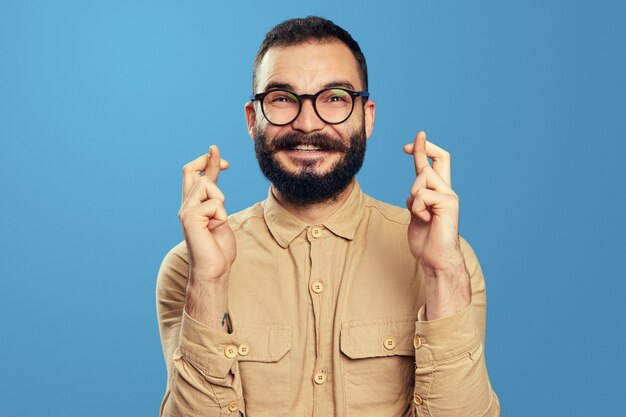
[{"left": 293, "top": 145, "right": 320, "bottom": 151}]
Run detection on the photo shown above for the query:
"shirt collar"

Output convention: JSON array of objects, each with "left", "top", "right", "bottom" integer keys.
[{"left": 263, "top": 181, "right": 365, "bottom": 248}]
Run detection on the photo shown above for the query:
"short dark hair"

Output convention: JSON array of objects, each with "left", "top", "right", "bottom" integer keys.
[{"left": 252, "top": 16, "right": 368, "bottom": 93}]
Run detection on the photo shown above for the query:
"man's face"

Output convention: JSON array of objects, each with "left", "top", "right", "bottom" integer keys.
[{"left": 245, "top": 40, "right": 376, "bottom": 205}]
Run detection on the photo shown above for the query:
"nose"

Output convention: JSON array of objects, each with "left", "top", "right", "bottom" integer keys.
[{"left": 290, "top": 98, "right": 325, "bottom": 133}]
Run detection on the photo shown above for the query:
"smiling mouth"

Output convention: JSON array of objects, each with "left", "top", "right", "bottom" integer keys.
[{"left": 291, "top": 145, "right": 325, "bottom": 152}]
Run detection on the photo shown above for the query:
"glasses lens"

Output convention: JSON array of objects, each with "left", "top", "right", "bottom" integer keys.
[
  {"left": 316, "top": 88, "right": 354, "bottom": 123},
  {"left": 262, "top": 90, "right": 299, "bottom": 125}
]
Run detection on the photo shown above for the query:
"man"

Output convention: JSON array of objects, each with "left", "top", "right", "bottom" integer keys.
[{"left": 157, "top": 16, "right": 499, "bottom": 417}]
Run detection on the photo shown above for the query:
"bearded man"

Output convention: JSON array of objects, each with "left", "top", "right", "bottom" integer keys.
[{"left": 157, "top": 16, "right": 500, "bottom": 417}]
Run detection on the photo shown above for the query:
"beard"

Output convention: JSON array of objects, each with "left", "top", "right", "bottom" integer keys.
[{"left": 254, "top": 127, "right": 366, "bottom": 206}]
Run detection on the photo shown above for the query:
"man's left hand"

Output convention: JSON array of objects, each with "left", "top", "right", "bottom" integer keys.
[{"left": 404, "top": 131, "right": 470, "bottom": 319}]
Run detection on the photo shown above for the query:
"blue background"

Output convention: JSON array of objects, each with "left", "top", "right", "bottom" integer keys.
[{"left": 1, "top": 1, "right": 624, "bottom": 416}]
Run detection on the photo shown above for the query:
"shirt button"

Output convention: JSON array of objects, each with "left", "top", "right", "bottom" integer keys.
[
  {"left": 414, "top": 334, "right": 422, "bottom": 349},
  {"left": 311, "top": 281, "right": 325, "bottom": 293},
  {"left": 238, "top": 343, "right": 250, "bottom": 356},
  {"left": 313, "top": 372, "right": 326, "bottom": 385},
  {"left": 311, "top": 226, "right": 323, "bottom": 238},
  {"left": 228, "top": 401, "right": 239, "bottom": 412},
  {"left": 413, "top": 393, "right": 423, "bottom": 405},
  {"left": 383, "top": 337, "right": 397, "bottom": 350},
  {"left": 224, "top": 345, "right": 238, "bottom": 359}
]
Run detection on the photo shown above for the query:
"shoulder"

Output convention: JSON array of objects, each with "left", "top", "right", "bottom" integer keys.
[
  {"left": 361, "top": 193, "right": 411, "bottom": 226},
  {"left": 156, "top": 240, "right": 189, "bottom": 300},
  {"left": 359, "top": 192, "right": 480, "bottom": 268},
  {"left": 227, "top": 200, "right": 266, "bottom": 232},
  {"left": 159, "top": 200, "right": 267, "bottom": 270},
  {"left": 160, "top": 240, "right": 189, "bottom": 271}
]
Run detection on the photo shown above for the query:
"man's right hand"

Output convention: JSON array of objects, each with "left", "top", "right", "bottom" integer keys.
[
  {"left": 178, "top": 145, "right": 236, "bottom": 330},
  {"left": 179, "top": 145, "right": 235, "bottom": 281}
]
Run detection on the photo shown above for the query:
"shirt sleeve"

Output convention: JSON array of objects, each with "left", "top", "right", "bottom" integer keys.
[
  {"left": 156, "top": 241, "right": 245, "bottom": 417},
  {"left": 412, "top": 237, "right": 500, "bottom": 416}
]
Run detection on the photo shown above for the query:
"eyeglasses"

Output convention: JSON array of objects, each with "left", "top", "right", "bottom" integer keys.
[{"left": 250, "top": 87, "right": 370, "bottom": 126}]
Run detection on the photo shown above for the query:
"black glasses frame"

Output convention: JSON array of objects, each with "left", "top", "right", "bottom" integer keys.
[{"left": 250, "top": 87, "right": 370, "bottom": 126}]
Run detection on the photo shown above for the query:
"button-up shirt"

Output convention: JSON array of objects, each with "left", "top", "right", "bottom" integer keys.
[{"left": 157, "top": 182, "right": 499, "bottom": 416}]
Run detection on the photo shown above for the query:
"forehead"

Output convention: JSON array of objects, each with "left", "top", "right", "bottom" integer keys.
[{"left": 256, "top": 40, "right": 362, "bottom": 92}]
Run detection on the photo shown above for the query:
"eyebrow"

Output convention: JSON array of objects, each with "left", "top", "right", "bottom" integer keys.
[
  {"left": 263, "top": 82, "right": 294, "bottom": 91},
  {"left": 262, "top": 80, "right": 358, "bottom": 92},
  {"left": 322, "top": 80, "right": 357, "bottom": 90}
]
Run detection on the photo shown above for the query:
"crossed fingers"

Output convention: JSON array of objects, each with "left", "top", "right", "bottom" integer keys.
[
  {"left": 403, "top": 131, "right": 458, "bottom": 222},
  {"left": 403, "top": 131, "right": 452, "bottom": 185},
  {"left": 182, "top": 145, "right": 230, "bottom": 203},
  {"left": 179, "top": 145, "right": 230, "bottom": 230}
]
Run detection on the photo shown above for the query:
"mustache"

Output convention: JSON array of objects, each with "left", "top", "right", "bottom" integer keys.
[{"left": 269, "top": 133, "right": 348, "bottom": 152}]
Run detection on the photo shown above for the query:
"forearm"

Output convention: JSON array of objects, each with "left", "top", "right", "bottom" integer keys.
[
  {"left": 185, "top": 271, "right": 230, "bottom": 332},
  {"left": 422, "top": 255, "right": 471, "bottom": 321},
  {"left": 412, "top": 238, "right": 499, "bottom": 416},
  {"left": 184, "top": 273, "right": 235, "bottom": 386},
  {"left": 158, "top": 244, "right": 243, "bottom": 416}
]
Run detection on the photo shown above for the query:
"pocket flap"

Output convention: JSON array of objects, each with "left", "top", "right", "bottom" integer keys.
[
  {"left": 340, "top": 316, "right": 416, "bottom": 359},
  {"left": 233, "top": 325, "right": 292, "bottom": 363}
]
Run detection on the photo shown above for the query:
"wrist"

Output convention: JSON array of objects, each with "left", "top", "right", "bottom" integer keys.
[
  {"left": 185, "top": 276, "right": 230, "bottom": 331},
  {"left": 422, "top": 260, "right": 471, "bottom": 321},
  {"left": 189, "top": 265, "right": 230, "bottom": 284},
  {"left": 421, "top": 250, "right": 465, "bottom": 278}
]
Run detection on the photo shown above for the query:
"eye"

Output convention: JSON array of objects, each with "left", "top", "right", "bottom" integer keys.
[
  {"left": 318, "top": 89, "right": 351, "bottom": 107},
  {"left": 329, "top": 95, "right": 347, "bottom": 102},
  {"left": 322, "top": 89, "right": 350, "bottom": 103},
  {"left": 267, "top": 91, "right": 298, "bottom": 103}
]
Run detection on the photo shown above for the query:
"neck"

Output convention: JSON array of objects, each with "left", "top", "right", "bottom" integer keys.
[{"left": 271, "top": 179, "right": 356, "bottom": 224}]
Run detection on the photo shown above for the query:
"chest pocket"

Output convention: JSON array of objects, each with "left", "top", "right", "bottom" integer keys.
[
  {"left": 233, "top": 325, "right": 292, "bottom": 417},
  {"left": 340, "top": 316, "right": 416, "bottom": 417}
]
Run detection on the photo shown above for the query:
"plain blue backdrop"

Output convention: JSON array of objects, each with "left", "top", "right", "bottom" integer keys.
[{"left": 1, "top": 1, "right": 624, "bottom": 416}]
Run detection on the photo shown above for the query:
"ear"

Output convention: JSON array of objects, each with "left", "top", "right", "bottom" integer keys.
[
  {"left": 364, "top": 99, "right": 376, "bottom": 139},
  {"left": 244, "top": 102, "right": 257, "bottom": 139}
]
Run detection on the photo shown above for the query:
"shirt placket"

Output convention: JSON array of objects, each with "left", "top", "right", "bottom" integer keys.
[{"left": 307, "top": 224, "right": 330, "bottom": 417}]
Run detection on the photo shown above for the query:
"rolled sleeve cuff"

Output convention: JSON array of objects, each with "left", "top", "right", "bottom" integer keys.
[
  {"left": 179, "top": 310, "right": 242, "bottom": 380},
  {"left": 414, "top": 303, "right": 480, "bottom": 364}
]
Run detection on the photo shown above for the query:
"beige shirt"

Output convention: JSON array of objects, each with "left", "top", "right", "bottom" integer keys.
[{"left": 157, "top": 182, "right": 499, "bottom": 417}]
